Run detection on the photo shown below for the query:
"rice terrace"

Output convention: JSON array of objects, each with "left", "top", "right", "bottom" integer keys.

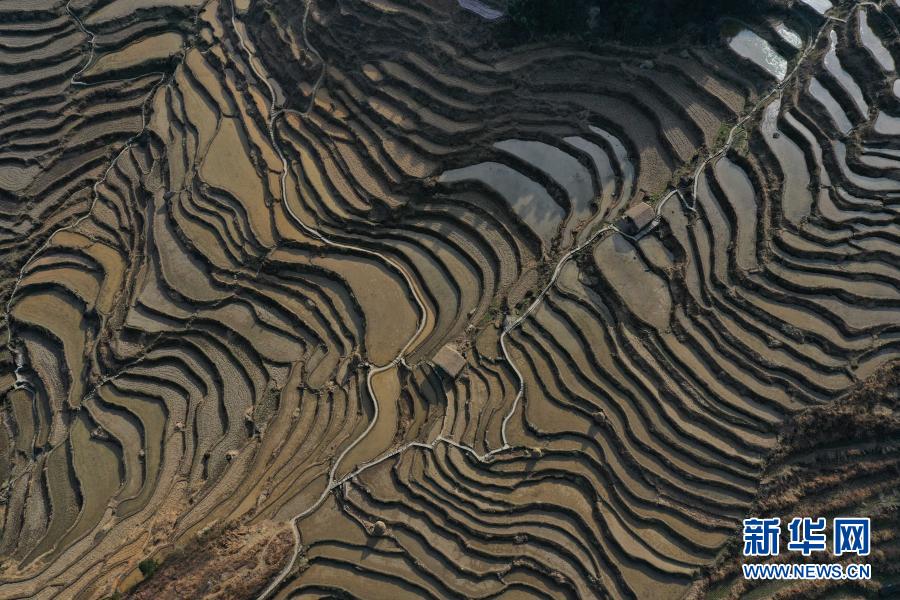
[{"left": 0, "top": 0, "right": 898, "bottom": 597}]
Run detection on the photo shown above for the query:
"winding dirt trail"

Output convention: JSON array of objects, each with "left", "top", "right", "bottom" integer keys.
[{"left": 229, "top": 3, "right": 442, "bottom": 596}]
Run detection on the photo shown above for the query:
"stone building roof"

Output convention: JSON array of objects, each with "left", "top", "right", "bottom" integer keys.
[
  {"left": 432, "top": 344, "right": 466, "bottom": 378},
  {"left": 620, "top": 201, "right": 656, "bottom": 234}
]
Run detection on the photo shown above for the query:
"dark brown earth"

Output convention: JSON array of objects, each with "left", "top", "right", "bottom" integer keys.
[{"left": 128, "top": 521, "right": 293, "bottom": 599}]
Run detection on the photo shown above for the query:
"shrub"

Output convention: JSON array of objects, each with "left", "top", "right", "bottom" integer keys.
[{"left": 138, "top": 558, "right": 159, "bottom": 579}]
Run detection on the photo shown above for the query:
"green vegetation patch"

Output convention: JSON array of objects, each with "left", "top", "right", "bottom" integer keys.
[{"left": 138, "top": 558, "right": 160, "bottom": 579}]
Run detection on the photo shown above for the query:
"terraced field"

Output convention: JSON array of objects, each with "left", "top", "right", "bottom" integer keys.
[{"left": 0, "top": 0, "right": 898, "bottom": 598}]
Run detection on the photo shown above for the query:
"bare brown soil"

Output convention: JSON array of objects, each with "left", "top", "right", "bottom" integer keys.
[{"left": 128, "top": 520, "right": 294, "bottom": 599}]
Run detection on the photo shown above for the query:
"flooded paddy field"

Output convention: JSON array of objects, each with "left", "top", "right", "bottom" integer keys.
[{"left": 0, "top": 0, "right": 898, "bottom": 598}]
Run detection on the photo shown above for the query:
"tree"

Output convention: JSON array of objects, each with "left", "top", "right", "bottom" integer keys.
[{"left": 138, "top": 558, "right": 159, "bottom": 579}]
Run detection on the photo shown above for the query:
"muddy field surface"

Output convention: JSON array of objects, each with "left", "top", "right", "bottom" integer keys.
[{"left": 0, "top": 0, "right": 898, "bottom": 598}]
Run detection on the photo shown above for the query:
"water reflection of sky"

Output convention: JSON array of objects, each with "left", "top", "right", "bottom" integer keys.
[
  {"left": 774, "top": 23, "right": 802, "bottom": 50},
  {"left": 440, "top": 162, "right": 564, "bottom": 242},
  {"left": 808, "top": 77, "right": 852, "bottom": 135},
  {"left": 799, "top": 0, "right": 832, "bottom": 15},
  {"left": 858, "top": 11, "right": 895, "bottom": 73},
  {"left": 824, "top": 31, "right": 868, "bottom": 117},
  {"left": 728, "top": 30, "right": 787, "bottom": 81},
  {"left": 495, "top": 139, "right": 594, "bottom": 225}
]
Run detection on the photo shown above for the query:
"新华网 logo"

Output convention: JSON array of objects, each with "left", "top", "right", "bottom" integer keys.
[{"left": 741, "top": 516, "right": 872, "bottom": 581}]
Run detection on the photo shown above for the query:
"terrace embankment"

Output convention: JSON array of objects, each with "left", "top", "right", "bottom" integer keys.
[
  {"left": 261, "top": 2, "right": 900, "bottom": 599},
  {"left": 0, "top": 0, "right": 897, "bottom": 598},
  {"left": 0, "top": 0, "right": 184, "bottom": 437}
]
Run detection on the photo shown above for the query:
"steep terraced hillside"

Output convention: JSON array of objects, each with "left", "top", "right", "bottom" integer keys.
[
  {"left": 691, "top": 363, "right": 899, "bottom": 599},
  {"left": 0, "top": 0, "right": 898, "bottom": 598}
]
